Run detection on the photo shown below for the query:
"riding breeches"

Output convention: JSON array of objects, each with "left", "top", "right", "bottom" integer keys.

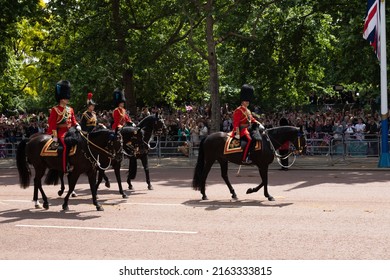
[{"left": 242, "top": 134, "right": 252, "bottom": 161}]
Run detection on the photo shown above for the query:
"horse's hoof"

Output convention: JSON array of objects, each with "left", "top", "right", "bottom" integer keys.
[
  {"left": 122, "top": 193, "right": 128, "bottom": 199},
  {"left": 35, "top": 204, "right": 42, "bottom": 209},
  {"left": 96, "top": 205, "right": 104, "bottom": 211},
  {"left": 105, "top": 182, "right": 110, "bottom": 188},
  {"left": 268, "top": 196, "right": 275, "bottom": 201},
  {"left": 202, "top": 196, "right": 208, "bottom": 200},
  {"left": 58, "top": 190, "right": 63, "bottom": 196},
  {"left": 62, "top": 205, "right": 69, "bottom": 211},
  {"left": 43, "top": 202, "right": 49, "bottom": 209},
  {"left": 71, "top": 192, "right": 77, "bottom": 198},
  {"left": 128, "top": 185, "right": 134, "bottom": 190},
  {"left": 148, "top": 185, "right": 153, "bottom": 190},
  {"left": 246, "top": 188, "right": 253, "bottom": 194},
  {"left": 232, "top": 194, "right": 238, "bottom": 200}
]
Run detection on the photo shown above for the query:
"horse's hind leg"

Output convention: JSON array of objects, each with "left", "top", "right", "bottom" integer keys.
[
  {"left": 33, "top": 167, "right": 48, "bottom": 209},
  {"left": 218, "top": 159, "right": 238, "bottom": 200},
  {"left": 200, "top": 160, "right": 214, "bottom": 200}
]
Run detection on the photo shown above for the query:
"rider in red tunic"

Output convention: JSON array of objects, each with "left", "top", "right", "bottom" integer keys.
[
  {"left": 47, "top": 80, "right": 81, "bottom": 173},
  {"left": 112, "top": 89, "right": 134, "bottom": 130},
  {"left": 232, "top": 84, "right": 262, "bottom": 165}
]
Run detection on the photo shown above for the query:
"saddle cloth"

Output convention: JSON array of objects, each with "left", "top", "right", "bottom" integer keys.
[
  {"left": 40, "top": 138, "right": 77, "bottom": 157},
  {"left": 224, "top": 133, "right": 261, "bottom": 155}
]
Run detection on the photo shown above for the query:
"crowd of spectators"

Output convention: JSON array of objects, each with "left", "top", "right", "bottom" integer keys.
[{"left": 0, "top": 102, "right": 384, "bottom": 158}]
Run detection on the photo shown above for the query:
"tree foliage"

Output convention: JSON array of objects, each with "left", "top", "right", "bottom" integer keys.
[{"left": 0, "top": 0, "right": 386, "bottom": 125}]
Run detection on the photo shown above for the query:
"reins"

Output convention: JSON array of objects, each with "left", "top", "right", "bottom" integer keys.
[
  {"left": 79, "top": 131, "right": 119, "bottom": 170},
  {"left": 263, "top": 130, "right": 297, "bottom": 168}
]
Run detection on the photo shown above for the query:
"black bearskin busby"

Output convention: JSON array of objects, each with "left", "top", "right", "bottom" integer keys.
[
  {"left": 55, "top": 80, "right": 71, "bottom": 102},
  {"left": 113, "top": 89, "right": 126, "bottom": 106},
  {"left": 240, "top": 84, "right": 254, "bottom": 102},
  {"left": 279, "top": 117, "right": 289, "bottom": 126},
  {"left": 87, "top": 92, "right": 96, "bottom": 106}
]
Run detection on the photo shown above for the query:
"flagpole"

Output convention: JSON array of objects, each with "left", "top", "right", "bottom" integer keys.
[{"left": 378, "top": 0, "right": 390, "bottom": 167}]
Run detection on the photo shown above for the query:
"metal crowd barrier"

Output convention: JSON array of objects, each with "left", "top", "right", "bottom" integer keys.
[
  {"left": 0, "top": 134, "right": 382, "bottom": 163},
  {"left": 305, "top": 133, "right": 380, "bottom": 160}
]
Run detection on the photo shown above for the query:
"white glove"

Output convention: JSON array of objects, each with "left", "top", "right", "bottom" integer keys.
[
  {"left": 258, "top": 122, "right": 265, "bottom": 130},
  {"left": 52, "top": 137, "right": 58, "bottom": 142},
  {"left": 76, "top": 125, "right": 82, "bottom": 131}
]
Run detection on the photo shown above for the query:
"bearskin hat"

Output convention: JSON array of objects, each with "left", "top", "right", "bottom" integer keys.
[
  {"left": 113, "top": 89, "right": 126, "bottom": 106},
  {"left": 55, "top": 80, "right": 71, "bottom": 102},
  {"left": 279, "top": 117, "right": 289, "bottom": 126},
  {"left": 240, "top": 84, "right": 254, "bottom": 102},
  {"left": 87, "top": 92, "right": 96, "bottom": 106}
]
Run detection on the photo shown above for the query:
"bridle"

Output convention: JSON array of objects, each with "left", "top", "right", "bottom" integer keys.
[
  {"left": 264, "top": 129, "right": 306, "bottom": 168},
  {"left": 79, "top": 131, "right": 123, "bottom": 170}
]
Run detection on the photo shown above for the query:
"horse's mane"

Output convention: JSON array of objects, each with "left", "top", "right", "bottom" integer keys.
[
  {"left": 64, "top": 127, "right": 82, "bottom": 146},
  {"left": 138, "top": 115, "right": 155, "bottom": 128}
]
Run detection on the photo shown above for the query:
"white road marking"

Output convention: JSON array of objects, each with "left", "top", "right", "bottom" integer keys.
[
  {"left": 16, "top": 224, "right": 198, "bottom": 234},
  {"left": 122, "top": 202, "right": 184, "bottom": 206}
]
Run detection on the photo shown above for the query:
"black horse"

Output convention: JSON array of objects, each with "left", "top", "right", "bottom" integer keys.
[
  {"left": 95, "top": 113, "right": 166, "bottom": 196},
  {"left": 192, "top": 125, "right": 306, "bottom": 201},
  {"left": 16, "top": 127, "right": 122, "bottom": 211}
]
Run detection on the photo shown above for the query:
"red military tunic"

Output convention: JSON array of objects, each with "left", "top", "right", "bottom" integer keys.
[
  {"left": 47, "top": 105, "right": 78, "bottom": 172},
  {"left": 232, "top": 105, "right": 257, "bottom": 137},
  {"left": 112, "top": 107, "right": 132, "bottom": 130}
]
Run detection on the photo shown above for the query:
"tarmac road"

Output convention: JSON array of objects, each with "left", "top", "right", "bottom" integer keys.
[{"left": 0, "top": 166, "right": 389, "bottom": 260}]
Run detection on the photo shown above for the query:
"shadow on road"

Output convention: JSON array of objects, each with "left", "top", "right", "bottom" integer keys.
[
  {"left": 182, "top": 199, "right": 293, "bottom": 211},
  {"left": 0, "top": 208, "right": 101, "bottom": 224}
]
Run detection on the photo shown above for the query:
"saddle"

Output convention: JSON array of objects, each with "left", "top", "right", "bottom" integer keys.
[
  {"left": 40, "top": 138, "right": 77, "bottom": 157},
  {"left": 224, "top": 132, "right": 262, "bottom": 155}
]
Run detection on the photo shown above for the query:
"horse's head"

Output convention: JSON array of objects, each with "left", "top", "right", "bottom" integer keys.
[
  {"left": 152, "top": 113, "right": 167, "bottom": 136},
  {"left": 120, "top": 126, "right": 144, "bottom": 157},
  {"left": 138, "top": 113, "right": 167, "bottom": 136},
  {"left": 266, "top": 126, "right": 306, "bottom": 155},
  {"left": 88, "top": 128, "right": 123, "bottom": 163}
]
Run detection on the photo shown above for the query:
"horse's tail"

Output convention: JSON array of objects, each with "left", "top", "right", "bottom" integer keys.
[
  {"left": 44, "top": 169, "right": 59, "bottom": 185},
  {"left": 16, "top": 139, "right": 30, "bottom": 188},
  {"left": 192, "top": 138, "right": 205, "bottom": 190},
  {"left": 128, "top": 156, "right": 137, "bottom": 179}
]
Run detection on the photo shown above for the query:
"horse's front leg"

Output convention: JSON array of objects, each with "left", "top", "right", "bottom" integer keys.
[
  {"left": 96, "top": 169, "right": 110, "bottom": 189},
  {"left": 127, "top": 157, "right": 137, "bottom": 190},
  {"left": 259, "top": 166, "right": 274, "bottom": 201},
  {"left": 87, "top": 170, "right": 103, "bottom": 211},
  {"left": 112, "top": 160, "right": 127, "bottom": 198},
  {"left": 140, "top": 155, "right": 153, "bottom": 190},
  {"left": 246, "top": 182, "right": 264, "bottom": 194},
  {"left": 219, "top": 160, "right": 237, "bottom": 200}
]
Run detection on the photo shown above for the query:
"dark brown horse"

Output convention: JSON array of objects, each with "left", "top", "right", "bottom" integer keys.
[
  {"left": 95, "top": 113, "right": 166, "bottom": 196},
  {"left": 192, "top": 125, "right": 306, "bottom": 201},
  {"left": 16, "top": 127, "right": 122, "bottom": 211}
]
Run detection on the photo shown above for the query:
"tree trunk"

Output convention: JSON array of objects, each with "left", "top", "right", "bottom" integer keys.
[
  {"left": 112, "top": 0, "right": 136, "bottom": 116},
  {"left": 205, "top": 0, "right": 220, "bottom": 133}
]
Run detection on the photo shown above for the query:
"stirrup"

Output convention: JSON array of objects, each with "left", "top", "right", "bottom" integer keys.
[{"left": 241, "top": 158, "right": 252, "bottom": 165}]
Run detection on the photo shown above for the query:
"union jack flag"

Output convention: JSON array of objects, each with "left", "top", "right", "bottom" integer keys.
[{"left": 363, "top": 0, "right": 380, "bottom": 59}]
